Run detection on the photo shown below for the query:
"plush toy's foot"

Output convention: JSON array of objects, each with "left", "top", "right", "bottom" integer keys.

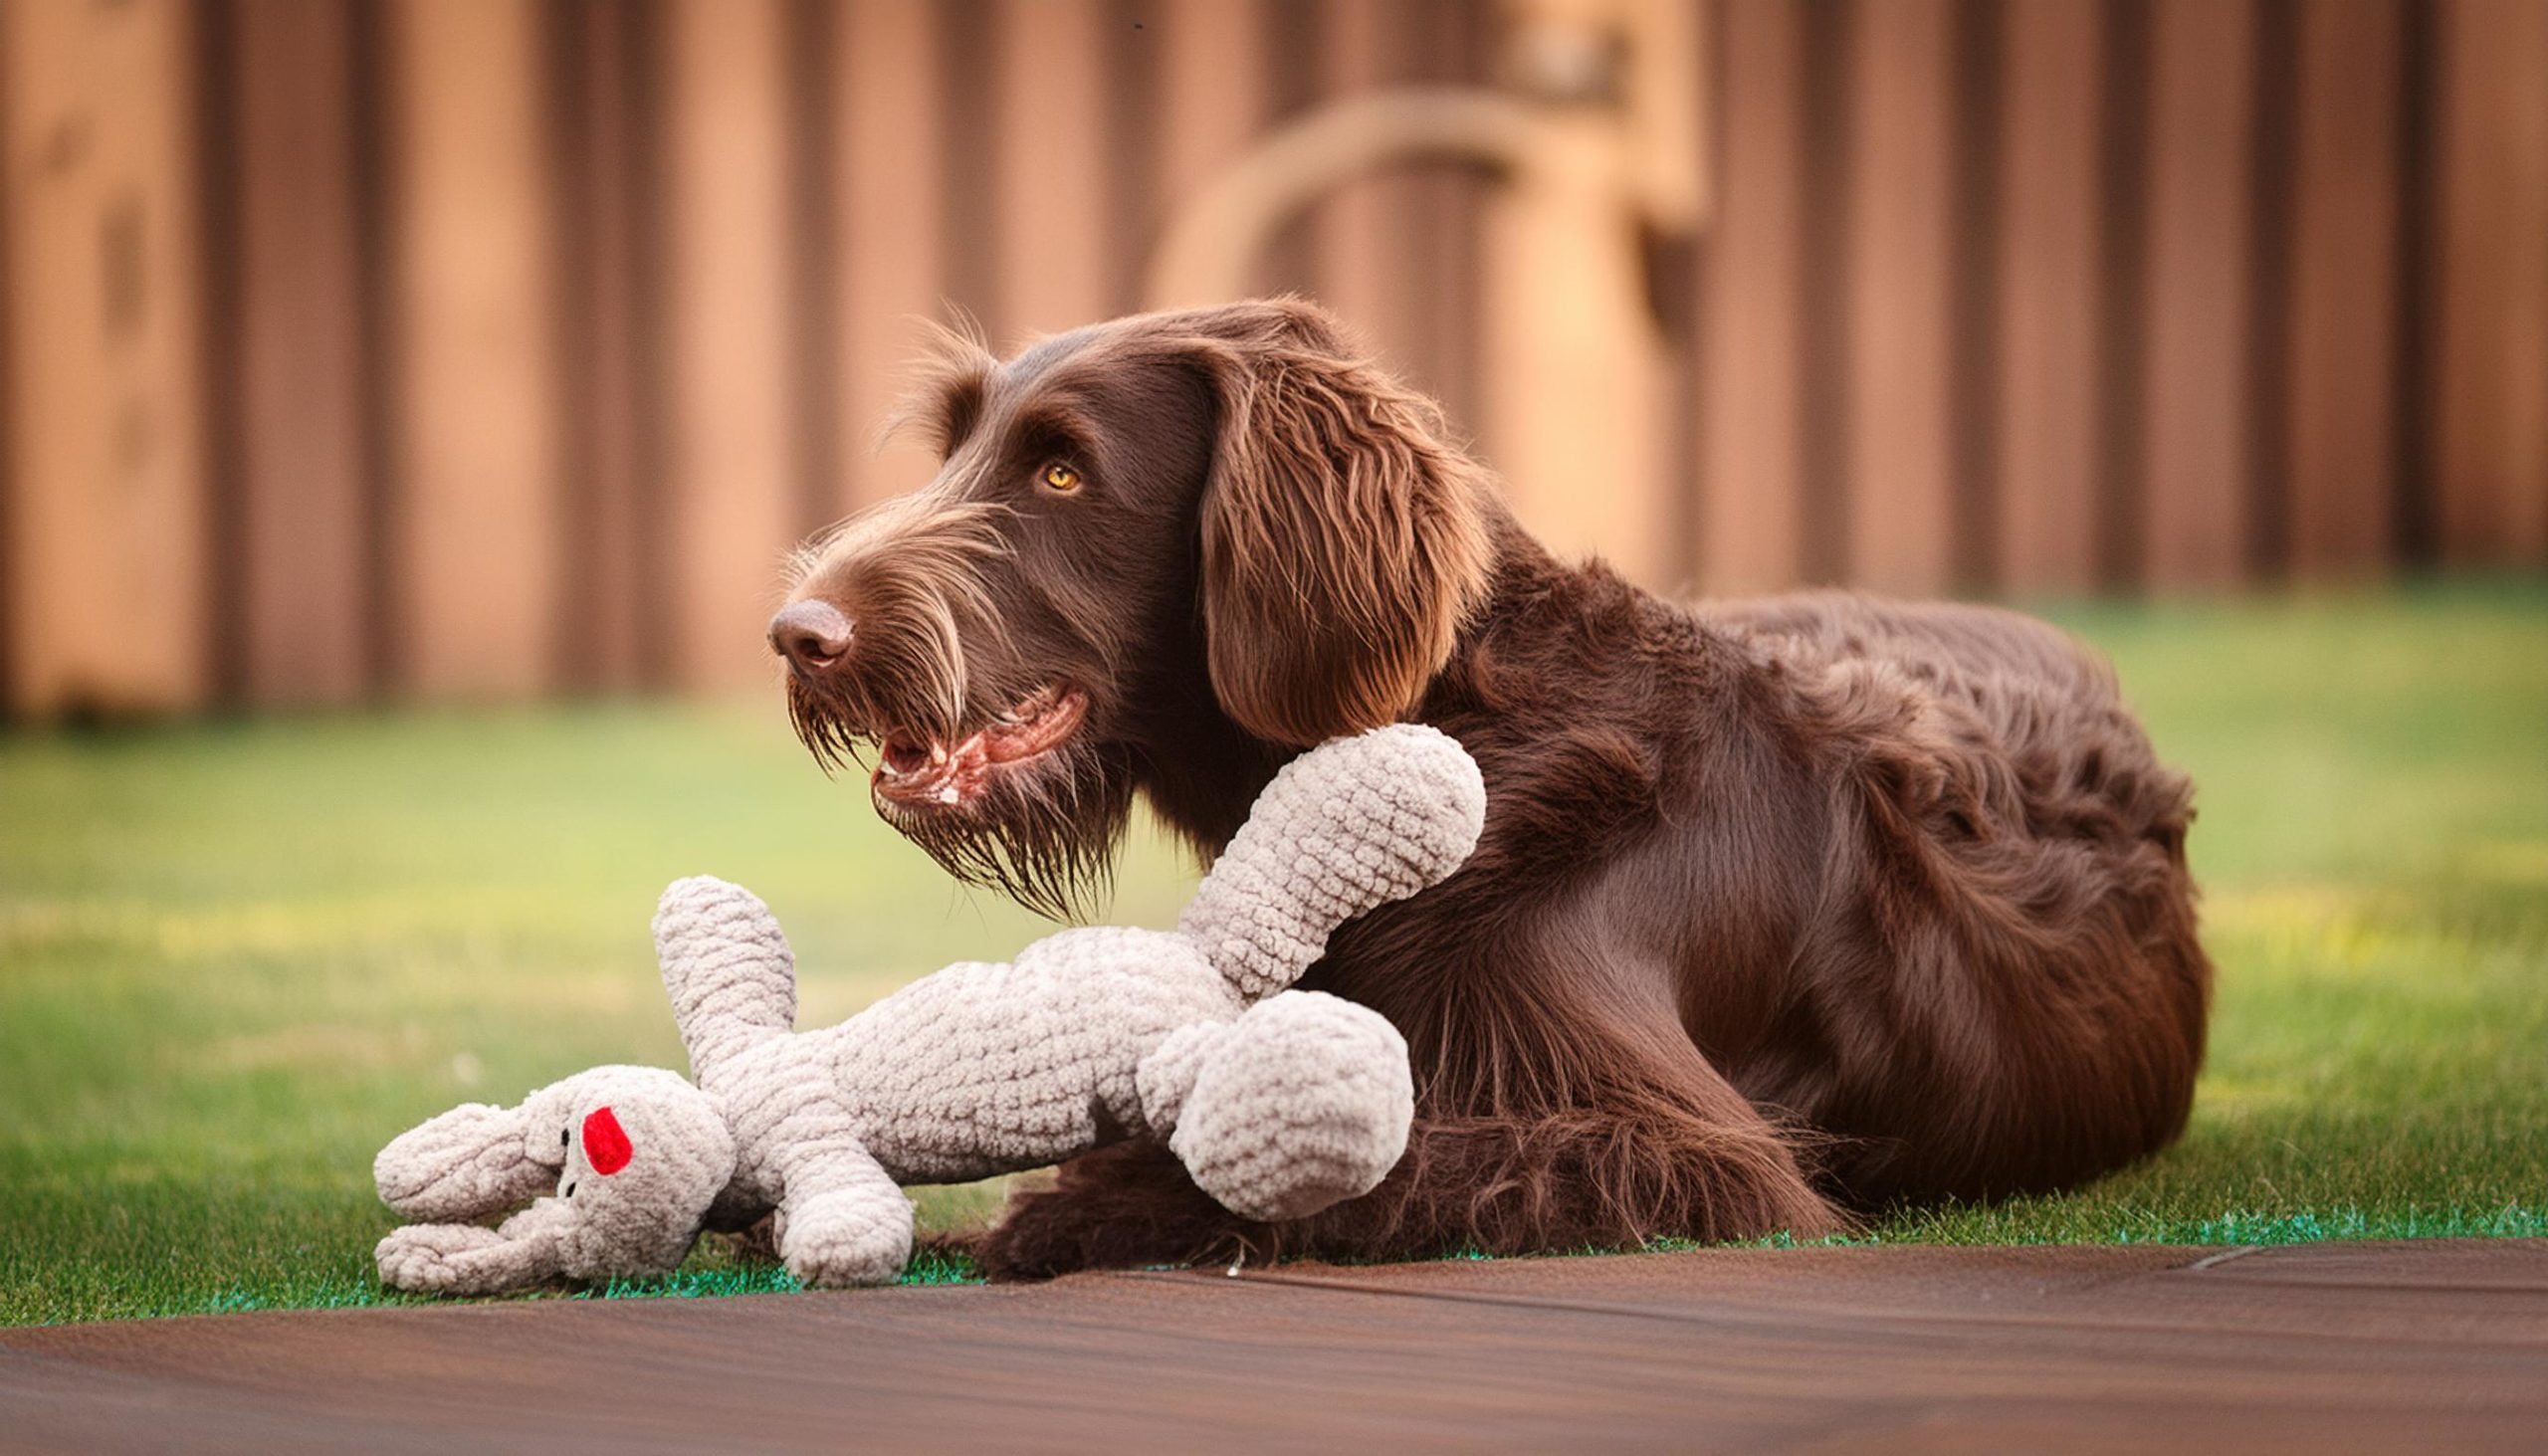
[
  {"left": 777, "top": 1187, "right": 915, "bottom": 1288},
  {"left": 969, "top": 1142, "right": 1260, "bottom": 1281},
  {"left": 1168, "top": 991, "right": 1413, "bottom": 1222}
]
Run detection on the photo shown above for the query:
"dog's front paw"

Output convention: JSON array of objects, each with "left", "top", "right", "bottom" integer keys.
[
  {"left": 777, "top": 1189, "right": 913, "bottom": 1288},
  {"left": 971, "top": 1144, "right": 1250, "bottom": 1281},
  {"left": 967, "top": 1187, "right": 1112, "bottom": 1281}
]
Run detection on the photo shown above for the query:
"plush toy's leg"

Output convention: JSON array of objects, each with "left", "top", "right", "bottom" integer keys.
[
  {"left": 773, "top": 1134, "right": 913, "bottom": 1288},
  {"left": 1147, "top": 992, "right": 1414, "bottom": 1223}
]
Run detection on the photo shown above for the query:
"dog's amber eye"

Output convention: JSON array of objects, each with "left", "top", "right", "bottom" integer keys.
[{"left": 1040, "top": 462, "right": 1082, "bottom": 494}]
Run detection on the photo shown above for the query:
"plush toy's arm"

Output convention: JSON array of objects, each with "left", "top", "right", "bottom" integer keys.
[
  {"left": 376, "top": 1199, "right": 573, "bottom": 1296},
  {"left": 654, "top": 877, "right": 798, "bottom": 1087},
  {"left": 1178, "top": 724, "right": 1486, "bottom": 1000}
]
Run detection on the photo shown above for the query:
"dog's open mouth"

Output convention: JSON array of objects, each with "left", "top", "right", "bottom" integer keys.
[{"left": 872, "top": 686, "right": 1087, "bottom": 808}]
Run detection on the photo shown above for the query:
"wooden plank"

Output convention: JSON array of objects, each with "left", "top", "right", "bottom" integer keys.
[
  {"left": 1400, "top": 0, "right": 1487, "bottom": 436},
  {"left": 833, "top": 0, "right": 947, "bottom": 516},
  {"left": 226, "top": 0, "right": 370, "bottom": 705},
  {"left": 1844, "top": 0, "right": 1957, "bottom": 596},
  {"left": 1312, "top": 0, "right": 1425, "bottom": 370},
  {"left": 2138, "top": 0, "right": 2255, "bottom": 591},
  {"left": 548, "top": 0, "right": 652, "bottom": 694},
  {"left": 992, "top": 0, "right": 1110, "bottom": 338},
  {"left": 2286, "top": 0, "right": 2402, "bottom": 579},
  {"left": 1097, "top": 0, "right": 1157, "bottom": 316},
  {"left": 0, "top": 0, "right": 208, "bottom": 716},
  {"left": 1697, "top": 0, "right": 1807, "bottom": 595},
  {"left": 385, "top": 0, "right": 559, "bottom": 699},
  {"left": 1303, "top": 0, "right": 1480, "bottom": 414},
  {"left": 2434, "top": 0, "right": 2548, "bottom": 565},
  {"left": 1995, "top": 0, "right": 2103, "bottom": 598},
  {"left": 660, "top": 0, "right": 797, "bottom": 690},
  {"left": 1155, "top": 0, "right": 1273, "bottom": 301},
  {"left": 13, "top": 1243, "right": 2548, "bottom": 1450}
]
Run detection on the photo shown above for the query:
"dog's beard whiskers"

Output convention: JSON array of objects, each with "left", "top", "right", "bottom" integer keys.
[
  {"left": 876, "top": 744, "right": 1131, "bottom": 922},
  {"left": 786, "top": 677, "right": 864, "bottom": 775}
]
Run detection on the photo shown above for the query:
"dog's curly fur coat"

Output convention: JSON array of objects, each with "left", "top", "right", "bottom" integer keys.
[{"left": 776, "top": 298, "right": 2212, "bottom": 1277}]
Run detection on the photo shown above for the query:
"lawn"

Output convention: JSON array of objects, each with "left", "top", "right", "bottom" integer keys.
[{"left": 2, "top": 582, "right": 2542, "bottom": 1326}]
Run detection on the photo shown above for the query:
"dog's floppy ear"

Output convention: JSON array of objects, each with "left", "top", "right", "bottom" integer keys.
[{"left": 1193, "top": 300, "right": 1495, "bottom": 746}]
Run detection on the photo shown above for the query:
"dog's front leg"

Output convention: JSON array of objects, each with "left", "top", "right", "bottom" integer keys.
[{"left": 971, "top": 1049, "right": 1848, "bottom": 1279}]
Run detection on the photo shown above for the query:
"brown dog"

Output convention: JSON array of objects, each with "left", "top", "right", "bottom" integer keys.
[{"left": 771, "top": 298, "right": 2211, "bottom": 1276}]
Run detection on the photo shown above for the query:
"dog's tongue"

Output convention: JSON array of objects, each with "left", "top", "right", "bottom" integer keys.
[{"left": 872, "top": 690, "right": 1083, "bottom": 805}]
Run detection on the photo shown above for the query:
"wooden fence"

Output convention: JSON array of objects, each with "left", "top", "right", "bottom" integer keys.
[{"left": 2, "top": 0, "right": 2542, "bottom": 717}]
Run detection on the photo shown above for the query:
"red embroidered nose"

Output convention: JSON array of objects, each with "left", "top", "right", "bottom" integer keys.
[{"left": 581, "top": 1106, "right": 633, "bottom": 1174}]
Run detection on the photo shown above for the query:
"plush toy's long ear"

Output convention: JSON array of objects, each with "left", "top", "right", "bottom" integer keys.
[
  {"left": 374, "top": 1097, "right": 560, "bottom": 1223},
  {"left": 1193, "top": 300, "right": 1496, "bottom": 747}
]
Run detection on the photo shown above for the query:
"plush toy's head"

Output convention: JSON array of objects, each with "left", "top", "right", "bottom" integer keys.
[{"left": 374, "top": 1065, "right": 735, "bottom": 1291}]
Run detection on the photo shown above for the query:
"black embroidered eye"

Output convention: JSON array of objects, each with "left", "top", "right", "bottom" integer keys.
[
  {"left": 561, "top": 1129, "right": 570, "bottom": 1145},
  {"left": 563, "top": 1182, "right": 576, "bottom": 1198}
]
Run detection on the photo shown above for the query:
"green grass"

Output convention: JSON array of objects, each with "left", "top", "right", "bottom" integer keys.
[{"left": 3, "top": 581, "right": 2542, "bottom": 1324}]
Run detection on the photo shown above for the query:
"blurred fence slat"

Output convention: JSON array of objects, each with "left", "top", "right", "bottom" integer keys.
[
  {"left": 387, "top": 0, "right": 560, "bottom": 699},
  {"left": 2287, "top": 0, "right": 2402, "bottom": 579},
  {"left": 1697, "top": 0, "right": 1806, "bottom": 596},
  {"left": 1313, "top": 0, "right": 1428, "bottom": 377},
  {"left": 548, "top": 0, "right": 654, "bottom": 694},
  {"left": 833, "top": 0, "right": 947, "bottom": 516},
  {"left": 1844, "top": 0, "right": 1957, "bottom": 595},
  {"left": 1157, "top": 0, "right": 1273, "bottom": 296},
  {"left": 1994, "top": 0, "right": 2103, "bottom": 598},
  {"left": 992, "top": 0, "right": 1110, "bottom": 339},
  {"left": 2434, "top": 0, "right": 2548, "bottom": 565},
  {"left": 660, "top": 0, "right": 796, "bottom": 690},
  {"left": 0, "top": 0, "right": 208, "bottom": 716},
  {"left": 221, "top": 0, "right": 371, "bottom": 705},
  {"left": 1399, "top": 0, "right": 1487, "bottom": 430},
  {"left": 2138, "top": 0, "right": 2255, "bottom": 591}
]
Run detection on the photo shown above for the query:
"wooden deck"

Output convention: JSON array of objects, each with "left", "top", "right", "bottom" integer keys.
[{"left": 4, "top": 1240, "right": 2543, "bottom": 1452}]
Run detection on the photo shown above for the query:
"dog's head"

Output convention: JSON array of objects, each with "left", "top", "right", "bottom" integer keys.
[{"left": 775, "top": 299, "right": 1496, "bottom": 918}]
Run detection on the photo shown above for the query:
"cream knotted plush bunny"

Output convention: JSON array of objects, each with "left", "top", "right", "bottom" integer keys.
[{"left": 372, "top": 725, "right": 1485, "bottom": 1293}]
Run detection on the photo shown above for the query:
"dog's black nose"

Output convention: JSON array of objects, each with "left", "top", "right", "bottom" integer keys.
[{"left": 768, "top": 599, "right": 854, "bottom": 676}]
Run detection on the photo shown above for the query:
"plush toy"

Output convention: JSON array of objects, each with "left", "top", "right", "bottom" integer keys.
[{"left": 372, "top": 724, "right": 1485, "bottom": 1294}]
